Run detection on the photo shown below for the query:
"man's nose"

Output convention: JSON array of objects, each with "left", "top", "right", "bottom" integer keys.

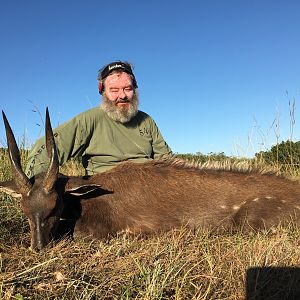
[{"left": 118, "top": 89, "right": 126, "bottom": 99}]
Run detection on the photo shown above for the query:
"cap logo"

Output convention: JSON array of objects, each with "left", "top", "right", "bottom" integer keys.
[{"left": 108, "top": 64, "right": 123, "bottom": 71}]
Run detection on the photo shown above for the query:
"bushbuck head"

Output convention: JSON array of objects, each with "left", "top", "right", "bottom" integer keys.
[{"left": 1, "top": 108, "right": 63, "bottom": 250}]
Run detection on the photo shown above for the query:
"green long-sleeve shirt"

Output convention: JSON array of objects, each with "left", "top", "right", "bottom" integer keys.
[{"left": 25, "top": 107, "right": 172, "bottom": 177}]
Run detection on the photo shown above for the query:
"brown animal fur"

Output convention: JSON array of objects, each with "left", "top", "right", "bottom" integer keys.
[{"left": 67, "top": 160, "right": 300, "bottom": 237}]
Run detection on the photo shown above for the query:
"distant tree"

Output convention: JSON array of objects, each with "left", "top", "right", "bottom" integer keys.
[
  {"left": 177, "top": 151, "right": 230, "bottom": 163},
  {"left": 255, "top": 140, "right": 300, "bottom": 168}
]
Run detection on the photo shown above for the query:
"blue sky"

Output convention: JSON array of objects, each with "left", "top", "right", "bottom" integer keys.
[{"left": 0, "top": 1, "right": 300, "bottom": 157}]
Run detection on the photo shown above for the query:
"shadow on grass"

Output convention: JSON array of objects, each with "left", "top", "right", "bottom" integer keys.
[{"left": 246, "top": 267, "right": 300, "bottom": 300}]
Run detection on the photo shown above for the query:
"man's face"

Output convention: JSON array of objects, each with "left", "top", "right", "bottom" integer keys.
[
  {"left": 101, "top": 72, "right": 138, "bottom": 123},
  {"left": 104, "top": 72, "right": 134, "bottom": 104}
]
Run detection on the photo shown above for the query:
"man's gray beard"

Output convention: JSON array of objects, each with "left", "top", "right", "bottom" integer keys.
[{"left": 100, "top": 93, "right": 139, "bottom": 124}]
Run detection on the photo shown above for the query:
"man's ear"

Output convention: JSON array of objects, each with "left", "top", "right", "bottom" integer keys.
[{"left": 0, "top": 180, "right": 22, "bottom": 198}]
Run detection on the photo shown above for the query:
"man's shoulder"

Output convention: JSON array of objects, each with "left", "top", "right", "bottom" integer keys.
[
  {"left": 77, "top": 106, "right": 103, "bottom": 118},
  {"left": 72, "top": 106, "right": 106, "bottom": 123},
  {"left": 136, "top": 110, "right": 150, "bottom": 117},
  {"left": 135, "top": 110, "right": 154, "bottom": 123}
]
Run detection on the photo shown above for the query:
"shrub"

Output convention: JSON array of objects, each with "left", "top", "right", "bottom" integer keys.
[{"left": 255, "top": 140, "right": 300, "bottom": 169}]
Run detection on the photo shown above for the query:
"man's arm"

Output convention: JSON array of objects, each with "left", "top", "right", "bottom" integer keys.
[
  {"left": 149, "top": 118, "right": 173, "bottom": 159},
  {"left": 25, "top": 115, "right": 89, "bottom": 177}
]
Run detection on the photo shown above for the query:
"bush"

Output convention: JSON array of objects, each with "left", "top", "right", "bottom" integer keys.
[
  {"left": 176, "top": 151, "right": 229, "bottom": 163},
  {"left": 255, "top": 140, "right": 300, "bottom": 169}
]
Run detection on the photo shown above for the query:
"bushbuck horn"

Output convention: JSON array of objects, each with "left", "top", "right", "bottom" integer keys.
[
  {"left": 42, "top": 107, "right": 59, "bottom": 192},
  {"left": 2, "top": 111, "right": 32, "bottom": 194}
]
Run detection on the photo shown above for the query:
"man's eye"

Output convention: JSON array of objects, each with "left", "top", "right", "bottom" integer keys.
[
  {"left": 125, "top": 87, "right": 132, "bottom": 91},
  {"left": 110, "top": 89, "right": 119, "bottom": 93}
]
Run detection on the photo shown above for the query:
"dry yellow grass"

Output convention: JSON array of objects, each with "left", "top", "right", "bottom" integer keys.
[{"left": 1, "top": 227, "right": 300, "bottom": 299}]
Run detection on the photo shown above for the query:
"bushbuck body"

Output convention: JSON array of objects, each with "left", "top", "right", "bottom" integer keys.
[{"left": 1, "top": 109, "right": 300, "bottom": 251}]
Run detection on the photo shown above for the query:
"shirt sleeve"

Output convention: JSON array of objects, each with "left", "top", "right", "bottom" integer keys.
[
  {"left": 25, "top": 115, "right": 90, "bottom": 178},
  {"left": 149, "top": 118, "right": 173, "bottom": 159}
]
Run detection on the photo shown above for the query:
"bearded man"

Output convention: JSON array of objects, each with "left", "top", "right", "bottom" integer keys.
[{"left": 25, "top": 61, "right": 172, "bottom": 176}]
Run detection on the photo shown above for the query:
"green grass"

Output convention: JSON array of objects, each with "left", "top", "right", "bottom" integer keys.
[{"left": 1, "top": 151, "right": 300, "bottom": 299}]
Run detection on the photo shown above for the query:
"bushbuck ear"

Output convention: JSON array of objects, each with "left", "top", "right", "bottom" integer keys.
[
  {"left": 66, "top": 185, "right": 104, "bottom": 196},
  {"left": 64, "top": 177, "right": 104, "bottom": 196},
  {"left": 0, "top": 180, "right": 22, "bottom": 198}
]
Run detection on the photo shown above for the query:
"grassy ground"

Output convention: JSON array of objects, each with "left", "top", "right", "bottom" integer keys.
[{"left": 1, "top": 152, "right": 300, "bottom": 299}]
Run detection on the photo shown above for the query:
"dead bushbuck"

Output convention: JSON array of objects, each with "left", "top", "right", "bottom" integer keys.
[{"left": 1, "top": 109, "right": 300, "bottom": 251}]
